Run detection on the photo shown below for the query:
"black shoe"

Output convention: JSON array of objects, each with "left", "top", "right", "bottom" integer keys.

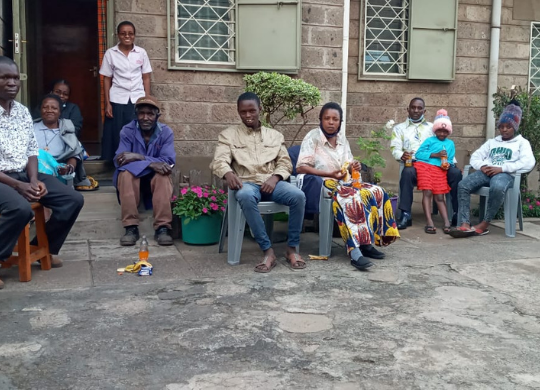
[
  {"left": 155, "top": 226, "right": 173, "bottom": 246},
  {"left": 360, "top": 245, "right": 385, "bottom": 259},
  {"left": 397, "top": 214, "right": 412, "bottom": 230},
  {"left": 350, "top": 257, "right": 374, "bottom": 271},
  {"left": 120, "top": 226, "right": 139, "bottom": 246},
  {"left": 451, "top": 213, "right": 458, "bottom": 227}
]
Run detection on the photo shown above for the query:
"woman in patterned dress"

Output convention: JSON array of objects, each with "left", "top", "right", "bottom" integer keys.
[{"left": 296, "top": 102, "right": 399, "bottom": 270}]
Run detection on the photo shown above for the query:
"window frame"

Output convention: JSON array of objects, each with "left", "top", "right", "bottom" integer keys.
[
  {"left": 358, "top": 0, "right": 458, "bottom": 82},
  {"left": 361, "top": 0, "right": 410, "bottom": 78},
  {"left": 166, "top": 0, "right": 301, "bottom": 73},
  {"left": 529, "top": 22, "right": 540, "bottom": 96}
]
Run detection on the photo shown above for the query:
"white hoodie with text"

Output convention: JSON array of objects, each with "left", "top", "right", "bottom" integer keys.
[{"left": 470, "top": 134, "right": 536, "bottom": 174}]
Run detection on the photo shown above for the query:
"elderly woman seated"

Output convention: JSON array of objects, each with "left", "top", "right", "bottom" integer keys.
[
  {"left": 33, "top": 94, "right": 97, "bottom": 190},
  {"left": 296, "top": 102, "right": 400, "bottom": 271}
]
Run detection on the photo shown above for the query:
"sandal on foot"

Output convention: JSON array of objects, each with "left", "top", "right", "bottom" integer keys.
[
  {"left": 254, "top": 256, "right": 277, "bottom": 273},
  {"left": 424, "top": 225, "right": 437, "bottom": 234},
  {"left": 443, "top": 226, "right": 452, "bottom": 234},
  {"left": 449, "top": 226, "right": 476, "bottom": 238},
  {"left": 473, "top": 228, "right": 489, "bottom": 236},
  {"left": 285, "top": 253, "right": 306, "bottom": 270}
]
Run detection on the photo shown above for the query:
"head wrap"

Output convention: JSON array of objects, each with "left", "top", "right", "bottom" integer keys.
[{"left": 432, "top": 109, "right": 453, "bottom": 135}]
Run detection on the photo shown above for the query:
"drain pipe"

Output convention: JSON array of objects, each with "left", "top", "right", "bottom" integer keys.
[
  {"left": 486, "top": 0, "right": 502, "bottom": 140},
  {"left": 341, "top": 0, "right": 350, "bottom": 136}
]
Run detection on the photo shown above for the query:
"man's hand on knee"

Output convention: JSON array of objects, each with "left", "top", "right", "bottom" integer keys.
[
  {"left": 261, "top": 175, "right": 280, "bottom": 195},
  {"left": 224, "top": 172, "right": 243, "bottom": 190},
  {"left": 149, "top": 162, "right": 173, "bottom": 175}
]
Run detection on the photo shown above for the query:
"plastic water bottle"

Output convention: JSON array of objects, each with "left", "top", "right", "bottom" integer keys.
[
  {"left": 441, "top": 146, "right": 450, "bottom": 170},
  {"left": 139, "top": 235, "right": 149, "bottom": 261},
  {"left": 352, "top": 168, "right": 362, "bottom": 189}
]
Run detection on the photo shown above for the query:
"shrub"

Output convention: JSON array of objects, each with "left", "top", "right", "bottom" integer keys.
[
  {"left": 356, "top": 120, "right": 394, "bottom": 183},
  {"left": 244, "top": 72, "right": 321, "bottom": 144}
]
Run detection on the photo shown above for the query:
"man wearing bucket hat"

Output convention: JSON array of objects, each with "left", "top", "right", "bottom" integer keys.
[
  {"left": 450, "top": 101, "right": 536, "bottom": 238},
  {"left": 113, "top": 95, "right": 176, "bottom": 246}
]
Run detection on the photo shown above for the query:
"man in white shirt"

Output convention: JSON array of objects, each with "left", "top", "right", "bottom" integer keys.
[
  {"left": 0, "top": 56, "right": 84, "bottom": 289},
  {"left": 390, "top": 98, "right": 462, "bottom": 229}
]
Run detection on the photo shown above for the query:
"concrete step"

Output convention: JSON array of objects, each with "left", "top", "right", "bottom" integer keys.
[
  {"left": 84, "top": 160, "right": 115, "bottom": 181},
  {"left": 68, "top": 186, "right": 157, "bottom": 242}
]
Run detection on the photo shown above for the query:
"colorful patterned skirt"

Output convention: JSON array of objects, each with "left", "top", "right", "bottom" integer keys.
[
  {"left": 324, "top": 180, "right": 400, "bottom": 254},
  {"left": 414, "top": 161, "right": 450, "bottom": 195}
]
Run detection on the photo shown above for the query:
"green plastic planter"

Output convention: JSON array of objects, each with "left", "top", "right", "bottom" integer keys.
[{"left": 181, "top": 213, "right": 222, "bottom": 245}]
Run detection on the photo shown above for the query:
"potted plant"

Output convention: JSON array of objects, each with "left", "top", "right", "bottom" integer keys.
[
  {"left": 356, "top": 120, "right": 399, "bottom": 215},
  {"left": 171, "top": 185, "right": 227, "bottom": 245}
]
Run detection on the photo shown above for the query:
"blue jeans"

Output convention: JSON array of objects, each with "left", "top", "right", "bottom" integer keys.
[
  {"left": 457, "top": 170, "right": 514, "bottom": 224},
  {"left": 235, "top": 181, "right": 306, "bottom": 251}
]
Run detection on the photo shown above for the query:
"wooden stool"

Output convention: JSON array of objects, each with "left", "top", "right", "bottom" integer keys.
[{"left": 3, "top": 203, "right": 52, "bottom": 282}]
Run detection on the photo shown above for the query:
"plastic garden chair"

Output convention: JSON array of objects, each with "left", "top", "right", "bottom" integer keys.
[{"left": 462, "top": 165, "right": 524, "bottom": 238}]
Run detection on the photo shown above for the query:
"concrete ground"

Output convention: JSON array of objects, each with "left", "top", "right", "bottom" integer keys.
[{"left": 1, "top": 188, "right": 540, "bottom": 389}]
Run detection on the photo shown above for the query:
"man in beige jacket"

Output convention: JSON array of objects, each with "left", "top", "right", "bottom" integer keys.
[{"left": 211, "top": 92, "right": 306, "bottom": 273}]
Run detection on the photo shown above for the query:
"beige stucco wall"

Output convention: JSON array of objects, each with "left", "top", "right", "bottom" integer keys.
[{"left": 116, "top": 0, "right": 536, "bottom": 187}]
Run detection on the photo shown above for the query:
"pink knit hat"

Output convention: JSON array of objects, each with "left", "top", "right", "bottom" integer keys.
[{"left": 432, "top": 109, "right": 453, "bottom": 134}]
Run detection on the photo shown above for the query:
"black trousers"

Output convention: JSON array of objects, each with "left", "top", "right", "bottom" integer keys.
[
  {"left": 398, "top": 165, "right": 462, "bottom": 215},
  {"left": 101, "top": 101, "right": 135, "bottom": 162},
  {"left": 0, "top": 172, "right": 84, "bottom": 259}
]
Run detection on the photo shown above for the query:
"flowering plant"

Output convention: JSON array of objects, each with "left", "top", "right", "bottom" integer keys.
[
  {"left": 171, "top": 185, "right": 227, "bottom": 221},
  {"left": 522, "top": 190, "right": 540, "bottom": 218}
]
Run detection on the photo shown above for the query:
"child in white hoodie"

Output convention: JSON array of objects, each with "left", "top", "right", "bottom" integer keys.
[{"left": 451, "top": 101, "right": 536, "bottom": 237}]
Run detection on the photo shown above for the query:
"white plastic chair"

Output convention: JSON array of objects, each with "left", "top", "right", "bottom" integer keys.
[
  {"left": 318, "top": 186, "right": 334, "bottom": 257},
  {"left": 462, "top": 165, "right": 524, "bottom": 238},
  {"left": 218, "top": 187, "right": 298, "bottom": 266}
]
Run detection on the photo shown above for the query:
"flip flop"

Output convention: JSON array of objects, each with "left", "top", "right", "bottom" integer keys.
[
  {"left": 449, "top": 227, "right": 476, "bottom": 238},
  {"left": 443, "top": 226, "right": 452, "bottom": 234},
  {"left": 254, "top": 256, "right": 277, "bottom": 273},
  {"left": 473, "top": 228, "right": 490, "bottom": 236},
  {"left": 76, "top": 176, "right": 100, "bottom": 192},
  {"left": 285, "top": 253, "right": 306, "bottom": 270},
  {"left": 424, "top": 225, "right": 437, "bottom": 234}
]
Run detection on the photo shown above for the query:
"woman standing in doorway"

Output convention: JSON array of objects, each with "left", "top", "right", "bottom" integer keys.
[{"left": 99, "top": 21, "right": 152, "bottom": 162}]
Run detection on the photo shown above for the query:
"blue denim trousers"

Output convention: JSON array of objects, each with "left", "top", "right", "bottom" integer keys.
[
  {"left": 235, "top": 181, "right": 306, "bottom": 251},
  {"left": 457, "top": 170, "right": 514, "bottom": 224}
]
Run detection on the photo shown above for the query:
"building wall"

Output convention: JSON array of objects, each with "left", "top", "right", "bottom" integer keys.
[
  {"left": 116, "top": 0, "right": 535, "bottom": 187},
  {"left": 347, "top": 0, "right": 534, "bottom": 188},
  {"left": 115, "top": 0, "right": 344, "bottom": 178}
]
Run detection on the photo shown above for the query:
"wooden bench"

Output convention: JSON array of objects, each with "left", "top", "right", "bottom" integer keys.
[{"left": 2, "top": 203, "right": 51, "bottom": 282}]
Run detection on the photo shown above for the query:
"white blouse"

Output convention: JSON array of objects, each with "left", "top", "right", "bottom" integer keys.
[{"left": 297, "top": 127, "right": 353, "bottom": 172}]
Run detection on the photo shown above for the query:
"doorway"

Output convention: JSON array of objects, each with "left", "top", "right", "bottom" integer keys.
[{"left": 26, "top": 0, "right": 102, "bottom": 154}]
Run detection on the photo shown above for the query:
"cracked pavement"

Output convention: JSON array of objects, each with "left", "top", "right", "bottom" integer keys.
[{"left": 1, "top": 190, "right": 539, "bottom": 389}]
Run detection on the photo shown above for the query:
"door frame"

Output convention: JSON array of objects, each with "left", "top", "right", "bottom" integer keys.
[{"left": 12, "top": 0, "right": 28, "bottom": 105}]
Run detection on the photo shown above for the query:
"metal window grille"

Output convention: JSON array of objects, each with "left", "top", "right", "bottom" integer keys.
[
  {"left": 529, "top": 22, "right": 540, "bottom": 96},
  {"left": 363, "top": 0, "right": 409, "bottom": 75},
  {"left": 176, "top": 0, "right": 236, "bottom": 64}
]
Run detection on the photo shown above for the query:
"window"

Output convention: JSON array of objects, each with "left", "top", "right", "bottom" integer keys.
[
  {"left": 359, "top": 0, "right": 458, "bottom": 81},
  {"left": 529, "top": 22, "right": 540, "bottom": 96},
  {"left": 176, "top": 0, "right": 236, "bottom": 64},
  {"left": 363, "top": 0, "right": 409, "bottom": 76},
  {"left": 171, "top": 0, "right": 301, "bottom": 72}
]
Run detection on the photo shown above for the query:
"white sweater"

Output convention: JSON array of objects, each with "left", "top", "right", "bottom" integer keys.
[{"left": 470, "top": 134, "right": 536, "bottom": 174}]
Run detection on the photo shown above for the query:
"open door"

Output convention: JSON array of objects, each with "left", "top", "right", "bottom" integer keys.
[
  {"left": 25, "top": 0, "right": 103, "bottom": 154},
  {"left": 11, "top": 0, "right": 28, "bottom": 105}
]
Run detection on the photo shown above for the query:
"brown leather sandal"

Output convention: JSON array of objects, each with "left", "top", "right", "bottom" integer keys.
[
  {"left": 254, "top": 256, "right": 277, "bottom": 273},
  {"left": 285, "top": 253, "right": 306, "bottom": 270}
]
